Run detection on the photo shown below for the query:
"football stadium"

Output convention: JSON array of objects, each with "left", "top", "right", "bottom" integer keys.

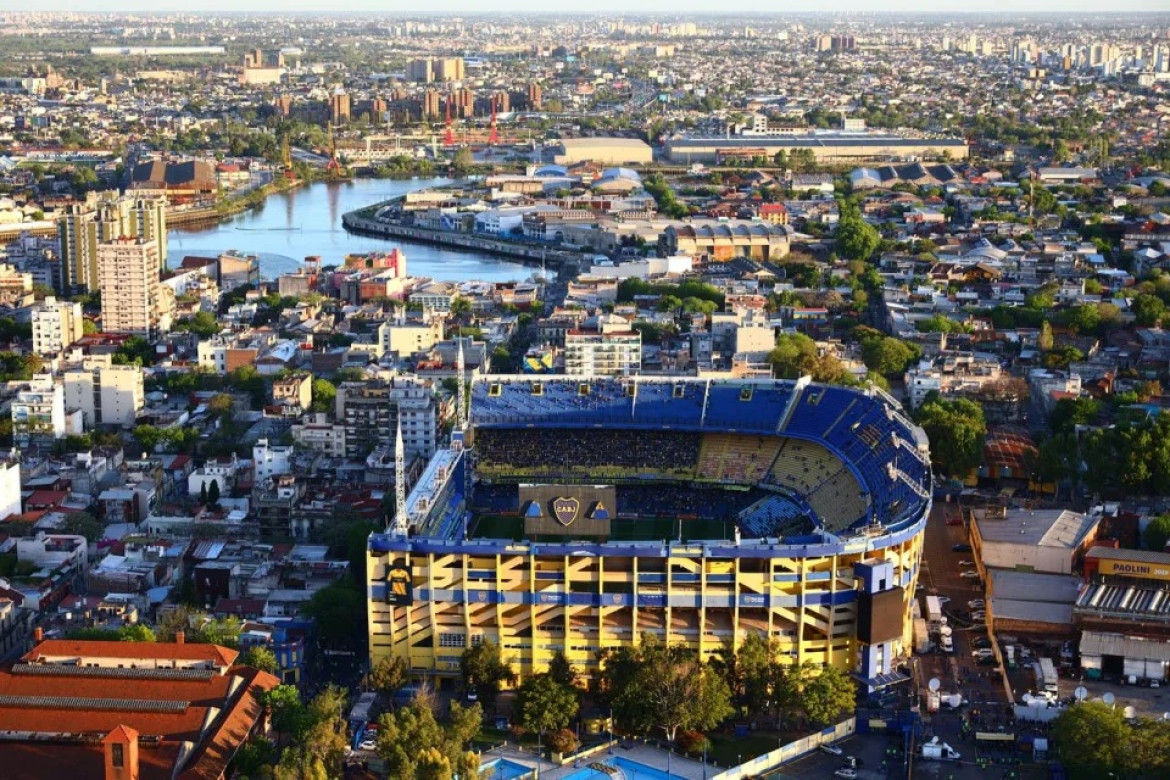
[{"left": 367, "top": 376, "right": 931, "bottom": 687}]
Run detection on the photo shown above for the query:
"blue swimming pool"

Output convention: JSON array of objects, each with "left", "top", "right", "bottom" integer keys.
[
  {"left": 480, "top": 757, "right": 534, "bottom": 780},
  {"left": 559, "top": 756, "right": 683, "bottom": 780}
]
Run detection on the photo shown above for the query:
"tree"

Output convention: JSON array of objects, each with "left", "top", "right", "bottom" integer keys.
[
  {"left": 1133, "top": 293, "right": 1166, "bottom": 327},
  {"left": 798, "top": 664, "right": 856, "bottom": 727},
  {"left": 459, "top": 640, "right": 514, "bottom": 712},
  {"left": 256, "top": 684, "right": 311, "bottom": 745},
  {"left": 244, "top": 645, "right": 279, "bottom": 674},
  {"left": 834, "top": 214, "right": 881, "bottom": 261},
  {"left": 450, "top": 297, "right": 472, "bottom": 319},
  {"left": 310, "top": 378, "right": 336, "bottom": 413},
  {"left": 860, "top": 336, "right": 920, "bottom": 377},
  {"left": 207, "top": 479, "right": 221, "bottom": 507},
  {"left": 452, "top": 146, "right": 474, "bottom": 173},
  {"left": 915, "top": 397, "right": 987, "bottom": 478},
  {"left": 766, "top": 333, "right": 817, "bottom": 379},
  {"left": 376, "top": 699, "right": 483, "bottom": 780},
  {"left": 1145, "top": 514, "right": 1170, "bottom": 552},
  {"left": 1050, "top": 397, "right": 1100, "bottom": 434},
  {"left": 547, "top": 649, "right": 577, "bottom": 689},
  {"left": 1052, "top": 701, "right": 1131, "bottom": 775},
  {"left": 302, "top": 581, "right": 365, "bottom": 649},
  {"left": 174, "top": 311, "right": 220, "bottom": 338},
  {"left": 611, "top": 634, "right": 733, "bottom": 745},
  {"left": 60, "top": 512, "right": 104, "bottom": 542},
  {"left": 367, "top": 655, "right": 408, "bottom": 698},
  {"left": 1038, "top": 320, "right": 1055, "bottom": 351},
  {"left": 515, "top": 673, "right": 579, "bottom": 737}
]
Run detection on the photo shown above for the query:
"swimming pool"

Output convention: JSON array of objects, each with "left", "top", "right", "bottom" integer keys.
[
  {"left": 559, "top": 756, "right": 684, "bottom": 780},
  {"left": 481, "top": 757, "right": 534, "bottom": 780}
]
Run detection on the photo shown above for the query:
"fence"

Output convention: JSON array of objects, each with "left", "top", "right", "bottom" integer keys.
[{"left": 709, "top": 717, "right": 856, "bottom": 780}]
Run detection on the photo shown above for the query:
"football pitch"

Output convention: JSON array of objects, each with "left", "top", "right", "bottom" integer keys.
[{"left": 470, "top": 514, "right": 735, "bottom": 542}]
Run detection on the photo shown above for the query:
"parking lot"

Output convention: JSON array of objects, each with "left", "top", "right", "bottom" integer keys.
[{"left": 764, "top": 734, "right": 904, "bottom": 779}]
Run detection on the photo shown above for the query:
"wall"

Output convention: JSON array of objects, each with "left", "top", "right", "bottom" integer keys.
[{"left": 710, "top": 717, "right": 856, "bottom": 780}]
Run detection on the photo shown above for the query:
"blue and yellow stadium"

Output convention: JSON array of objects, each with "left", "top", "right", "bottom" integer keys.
[{"left": 368, "top": 376, "right": 931, "bottom": 687}]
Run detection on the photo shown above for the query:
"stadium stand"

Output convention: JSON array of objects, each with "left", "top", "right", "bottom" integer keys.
[
  {"left": 697, "top": 434, "right": 784, "bottom": 484},
  {"left": 474, "top": 428, "right": 699, "bottom": 482}
]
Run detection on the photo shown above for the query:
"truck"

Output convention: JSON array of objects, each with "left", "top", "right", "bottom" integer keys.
[
  {"left": 922, "top": 737, "right": 961, "bottom": 761},
  {"left": 925, "top": 595, "right": 943, "bottom": 626},
  {"left": 1038, "top": 658, "right": 1059, "bottom": 695},
  {"left": 913, "top": 618, "right": 931, "bottom": 654}
]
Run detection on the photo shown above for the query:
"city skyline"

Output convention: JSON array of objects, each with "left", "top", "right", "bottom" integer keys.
[{"left": 13, "top": 2, "right": 1170, "bottom": 14}]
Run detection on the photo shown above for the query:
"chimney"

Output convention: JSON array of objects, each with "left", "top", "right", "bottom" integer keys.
[
  {"left": 174, "top": 630, "right": 185, "bottom": 645},
  {"left": 33, "top": 626, "right": 43, "bottom": 643},
  {"left": 102, "top": 725, "right": 139, "bottom": 780}
]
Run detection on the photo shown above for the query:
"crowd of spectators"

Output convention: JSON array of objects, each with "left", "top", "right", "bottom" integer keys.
[{"left": 474, "top": 428, "right": 701, "bottom": 480}]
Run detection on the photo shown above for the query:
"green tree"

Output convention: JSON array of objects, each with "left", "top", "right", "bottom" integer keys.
[
  {"left": 547, "top": 649, "right": 577, "bottom": 689},
  {"left": 173, "top": 311, "right": 221, "bottom": 338},
  {"left": 244, "top": 645, "right": 280, "bottom": 674},
  {"left": 60, "top": 512, "right": 104, "bottom": 542},
  {"left": 798, "top": 663, "right": 856, "bottom": 727},
  {"left": 459, "top": 640, "right": 515, "bottom": 712},
  {"left": 1050, "top": 397, "right": 1101, "bottom": 434},
  {"left": 1052, "top": 701, "right": 1131, "bottom": 775},
  {"left": 207, "top": 479, "right": 221, "bottom": 506},
  {"left": 310, "top": 378, "right": 336, "bottom": 413},
  {"left": 515, "top": 673, "right": 579, "bottom": 737},
  {"left": 1133, "top": 293, "right": 1166, "bottom": 327},
  {"left": 452, "top": 146, "right": 474, "bottom": 173},
  {"left": 860, "top": 336, "right": 920, "bottom": 376},
  {"left": 834, "top": 214, "right": 881, "bottom": 261},
  {"left": 1145, "top": 514, "right": 1170, "bottom": 552},
  {"left": 915, "top": 397, "right": 987, "bottom": 477},
  {"left": 302, "top": 581, "right": 365, "bottom": 649},
  {"left": 366, "top": 655, "right": 409, "bottom": 698},
  {"left": 611, "top": 634, "right": 733, "bottom": 745},
  {"left": 766, "top": 333, "right": 818, "bottom": 379},
  {"left": 1038, "top": 320, "right": 1055, "bottom": 351}
]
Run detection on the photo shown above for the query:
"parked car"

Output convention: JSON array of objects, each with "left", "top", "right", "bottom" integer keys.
[
  {"left": 972, "top": 636, "right": 992, "bottom": 649},
  {"left": 958, "top": 560, "right": 976, "bottom": 567},
  {"left": 972, "top": 649, "right": 995, "bottom": 659},
  {"left": 820, "top": 744, "right": 844, "bottom": 756},
  {"left": 953, "top": 543, "right": 972, "bottom": 552},
  {"left": 960, "top": 571, "right": 981, "bottom": 579},
  {"left": 968, "top": 599, "right": 985, "bottom": 609},
  {"left": 834, "top": 769, "right": 858, "bottom": 779},
  {"left": 971, "top": 611, "right": 987, "bottom": 621},
  {"left": 937, "top": 596, "right": 951, "bottom": 605},
  {"left": 466, "top": 686, "right": 478, "bottom": 702}
]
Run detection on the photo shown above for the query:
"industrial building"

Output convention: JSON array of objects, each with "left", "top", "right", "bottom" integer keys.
[
  {"left": 554, "top": 137, "right": 653, "bottom": 166},
  {"left": 664, "top": 133, "right": 969, "bottom": 165},
  {"left": 969, "top": 507, "right": 1100, "bottom": 575}
]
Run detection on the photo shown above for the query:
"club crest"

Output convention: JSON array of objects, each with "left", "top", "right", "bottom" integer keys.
[{"left": 552, "top": 496, "right": 580, "bottom": 526}]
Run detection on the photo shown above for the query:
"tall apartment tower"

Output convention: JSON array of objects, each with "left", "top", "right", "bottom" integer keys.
[
  {"left": 31, "top": 296, "right": 83, "bottom": 355},
  {"left": 58, "top": 192, "right": 167, "bottom": 294},
  {"left": 97, "top": 237, "right": 174, "bottom": 336},
  {"left": 329, "top": 90, "right": 351, "bottom": 123}
]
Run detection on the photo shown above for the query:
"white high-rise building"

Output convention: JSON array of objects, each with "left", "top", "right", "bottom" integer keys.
[
  {"left": 0, "top": 459, "right": 20, "bottom": 522},
  {"left": 63, "top": 355, "right": 144, "bottom": 429},
  {"left": 31, "top": 296, "right": 84, "bottom": 356},
  {"left": 58, "top": 191, "right": 167, "bottom": 294},
  {"left": 97, "top": 237, "right": 174, "bottom": 335},
  {"left": 564, "top": 314, "right": 642, "bottom": 376}
]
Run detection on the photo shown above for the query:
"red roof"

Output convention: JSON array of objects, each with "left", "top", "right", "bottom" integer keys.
[{"left": 23, "top": 639, "right": 238, "bottom": 667}]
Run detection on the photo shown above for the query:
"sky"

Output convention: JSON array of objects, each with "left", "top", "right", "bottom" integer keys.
[{"left": 12, "top": 1, "right": 1170, "bottom": 13}]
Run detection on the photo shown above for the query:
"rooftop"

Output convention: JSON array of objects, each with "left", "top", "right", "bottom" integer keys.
[{"left": 973, "top": 508, "right": 1098, "bottom": 550}]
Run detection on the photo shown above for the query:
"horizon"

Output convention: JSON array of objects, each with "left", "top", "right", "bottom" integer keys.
[{"left": 11, "top": 3, "right": 1170, "bottom": 15}]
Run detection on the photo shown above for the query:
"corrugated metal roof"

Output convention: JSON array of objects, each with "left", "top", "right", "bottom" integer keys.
[
  {"left": 1080, "top": 630, "right": 1170, "bottom": 662},
  {"left": 1086, "top": 546, "right": 1170, "bottom": 565}
]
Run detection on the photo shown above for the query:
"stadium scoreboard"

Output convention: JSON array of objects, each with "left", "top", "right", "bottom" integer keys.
[{"left": 520, "top": 483, "right": 614, "bottom": 537}]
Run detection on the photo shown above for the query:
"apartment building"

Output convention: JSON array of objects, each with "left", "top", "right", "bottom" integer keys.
[
  {"left": 30, "top": 296, "right": 83, "bottom": 355},
  {"left": 378, "top": 316, "right": 445, "bottom": 357},
  {"left": 11, "top": 374, "right": 66, "bottom": 448},
  {"left": 97, "top": 237, "right": 174, "bottom": 335},
  {"left": 62, "top": 355, "right": 145, "bottom": 429},
  {"left": 564, "top": 314, "right": 642, "bottom": 376},
  {"left": 58, "top": 191, "right": 166, "bottom": 293},
  {"left": 335, "top": 378, "right": 439, "bottom": 460}
]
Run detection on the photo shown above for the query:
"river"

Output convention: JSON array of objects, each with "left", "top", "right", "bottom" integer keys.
[{"left": 167, "top": 178, "right": 544, "bottom": 283}]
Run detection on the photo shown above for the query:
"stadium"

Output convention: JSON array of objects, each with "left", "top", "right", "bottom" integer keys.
[{"left": 367, "top": 376, "right": 931, "bottom": 687}]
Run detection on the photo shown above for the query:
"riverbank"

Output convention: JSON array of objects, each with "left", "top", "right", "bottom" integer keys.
[{"left": 342, "top": 203, "right": 585, "bottom": 273}]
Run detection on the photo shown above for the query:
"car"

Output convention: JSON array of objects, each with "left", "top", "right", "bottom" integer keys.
[
  {"left": 968, "top": 599, "right": 985, "bottom": 609},
  {"left": 971, "top": 611, "right": 987, "bottom": 621},
  {"left": 953, "top": 543, "right": 972, "bottom": 552},
  {"left": 960, "top": 570, "right": 981, "bottom": 579},
  {"left": 972, "top": 649, "right": 995, "bottom": 659},
  {"left": 976, "top": 656, "right": 999, "bottom": 667},
  {"left": 958, "top": 560, "right": 976, "bottom": 567},
  {"left": 359, "top": 738, "right": 377, "bottom": 751},
  {"left": 937, "top": 595, "right": 951, "bottom": 605},
  {"left": 972, "top": 636, "right": 992, "bottom": 648},
  {"left": 834, "top": 769, "right": 858, "bottom": 779},
  {"left": 466, "top": 686, "right": 478, "bottom": 702},
  {"left": 820, "top": 744, "right": 844, "bottom": 756}
]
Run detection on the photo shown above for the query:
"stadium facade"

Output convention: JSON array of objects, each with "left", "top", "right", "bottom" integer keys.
[{"left": 368, "top": 376, "right": 931, "bottom": 688}]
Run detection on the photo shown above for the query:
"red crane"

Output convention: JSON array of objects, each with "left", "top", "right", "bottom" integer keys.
[{"left": 488, "top": 95, "right": 499, "bottom": 147}]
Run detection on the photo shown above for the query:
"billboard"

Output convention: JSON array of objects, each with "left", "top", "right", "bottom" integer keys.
[
  {"left": 1098, "top": 558, "right": 1170, "bottom": 582},
  {"left": 386, "top": 559, "right": 414, "bottom": 606},
  {"left": 521, "top": 484, "right": 614, "bottom": 537},
  {"left": 856, "top": 587, "right": 905, "bottom": 645}
]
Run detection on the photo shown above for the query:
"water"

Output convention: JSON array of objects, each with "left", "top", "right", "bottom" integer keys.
[
  {"left": 479, "top": 758, "right": 533, "bottom": 780},
  {"left": 560, "top": 756, "right": 685, "bottom": 780},
  {"left": 167, "top": 178, "right": 539, "bottom": 283}
]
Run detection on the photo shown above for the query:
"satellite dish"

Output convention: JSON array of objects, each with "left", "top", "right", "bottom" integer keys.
[
  {"left": 1124, "top": 706, "right": 1136, "bottom": 719},
  {"left": 1103, "top": 692, "right": 1115, "bottom": 706},
  {"left": 1074, "top": 686, "right": 1088, "bottom": 702},
  {"left": 929, "top": 677, "right": 941, "bottom": 692},
  {"left": 1162, "top": 712, "right": 1169, "bottom": 721}
]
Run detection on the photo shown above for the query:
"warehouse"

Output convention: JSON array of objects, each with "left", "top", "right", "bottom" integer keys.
[
  {"left": 970, "top": 506, "right": 1100, "bottom": 575},
  {"left": 554, "top": 137, "right": 653, "bottom": 166},
  {"left": 665, "top": 133, "right": 969, "bottom": 165}
]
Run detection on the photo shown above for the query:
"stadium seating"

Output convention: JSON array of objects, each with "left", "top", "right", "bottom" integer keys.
[
  {"left": 467, "top": 378, "right": 931, "bottom": 534},
  {"left": 738, "top": 494, "right": 813, "bottom": 539},
  {"left": 697, "top": 434, "right": 783, "bottom": 484}
]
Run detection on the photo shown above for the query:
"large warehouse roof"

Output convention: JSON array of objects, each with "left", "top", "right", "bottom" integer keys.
[{"left": 974, "top": 508, "right": 1098, "bottom": 550}]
